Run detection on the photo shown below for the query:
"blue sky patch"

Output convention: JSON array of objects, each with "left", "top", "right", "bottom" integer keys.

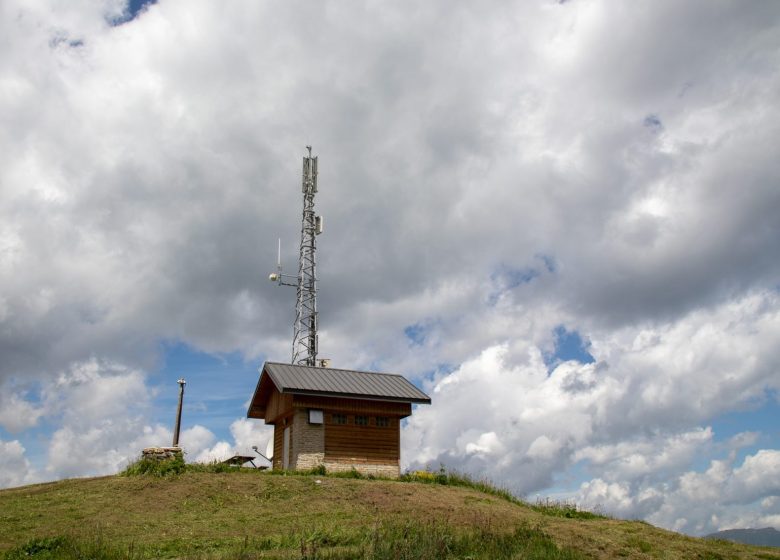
[
  {"left": 487, "top": 261, "right": 551, "bottom": 306},
  {"left": 149, "top": 341, "right": 265, "bottom": 444},
  {"left": 491, "top": 264, "right": 539, "bottom": 289},
  {"left": 111, "top": 0, "right": 157, "bottom": 26},
  {"left": 643, "top": 114, "right": 663, "bottom": 131},
  {"left": 536, "top": 254, "right": 556, "bottom": 274},
  {"left": 709, "top": 396, "right": 780, "bottom": 465},
  {"left": 404, "top": 323, "right": 427, "bottom": 346},
  {"left": 544, "top": 325, "right": 595, "bottom": 371}
]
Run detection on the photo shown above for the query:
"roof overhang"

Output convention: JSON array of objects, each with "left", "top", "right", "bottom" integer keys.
[
  {"left": 246, "top": 369, "right": 276, "bottom": 419},
  {"left": 246, "top": 362, "right": 431, "bottom": 420}
]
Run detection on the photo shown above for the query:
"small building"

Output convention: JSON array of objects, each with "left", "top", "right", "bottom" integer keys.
[{"left": 247, "top": 362, "right": 431, "bottom": 477}]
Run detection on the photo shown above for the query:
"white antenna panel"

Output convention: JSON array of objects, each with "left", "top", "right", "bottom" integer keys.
[{"left": 312, "top": 157, "right": 318, "bottom": 192}]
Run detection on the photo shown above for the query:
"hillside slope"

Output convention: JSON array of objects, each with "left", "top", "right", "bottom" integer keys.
[
  {"left": 1, "top": 470, "right": 778, "bottom": 559},
  {"left": 707, "top": 528, "right": 780, "bottom": 547}
]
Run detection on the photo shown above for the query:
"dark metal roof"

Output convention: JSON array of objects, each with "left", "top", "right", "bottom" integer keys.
[{"left": 262, "top": 362, "right": 431, "bottom": 404}]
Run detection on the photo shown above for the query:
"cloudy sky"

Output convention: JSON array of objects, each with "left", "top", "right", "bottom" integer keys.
[{"left": 2, "top": 0, "right": 779, "bottom": 537}]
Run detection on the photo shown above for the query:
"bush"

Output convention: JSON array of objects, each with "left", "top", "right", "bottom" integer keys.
[{"left": 121, "top": 454, "right": 185, "bottom": 477}]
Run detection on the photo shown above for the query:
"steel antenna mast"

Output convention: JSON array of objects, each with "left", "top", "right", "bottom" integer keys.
[{"left": 269, "top": 146, "right": 323, "bottom": 366}]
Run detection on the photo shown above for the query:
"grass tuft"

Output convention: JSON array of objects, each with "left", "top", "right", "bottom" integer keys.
[
  {"left": 531, "top": 497, "right": 607, "bottom": 520},
  {"left": 401, "top": 466, "right": 525, "bottom": 507},
  {"left": 121, "top": 456, "right": 248, "bottom": 477},
  {"left": 362, "top": 520, "right": 585, "bottom": 559},
  {"left": 328, "top": 467, "right": 365, "bottom": 479},
  {"left": 3, "top": 534, "right": 143, "bottom": 560},
  {"left": 120, "top": 455, "right": 186, "bottom": 477}
]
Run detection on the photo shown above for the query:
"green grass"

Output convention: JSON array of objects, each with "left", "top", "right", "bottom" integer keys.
[
  {"left": 120, "top": 454, "right": 187, "bottom": 477},
  {"left": 2, "top": 465, "right": 778, "bottom": 560},
  {"left": 401, "top": 467, "right": 525, "bottom": 505},
  {"left": 2, "top": 521, "right": 585, "bottom": 560}
]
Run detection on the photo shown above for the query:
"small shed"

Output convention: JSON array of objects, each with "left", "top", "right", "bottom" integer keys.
[{"left": 247, "top": 362, "right": 431, "bottom": 477}]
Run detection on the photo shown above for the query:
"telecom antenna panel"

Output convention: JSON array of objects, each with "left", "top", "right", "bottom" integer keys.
[{"left": 269, "top": 146, "right": 323, "bottom": 366}]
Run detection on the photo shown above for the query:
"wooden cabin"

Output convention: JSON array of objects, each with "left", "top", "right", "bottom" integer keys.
[{"left": 247, "top": 362, "right": 431, "bottom": 477}]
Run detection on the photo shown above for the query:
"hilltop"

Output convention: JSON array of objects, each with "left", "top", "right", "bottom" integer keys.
[{"left": 1, "top": 468, "right": 778, "bottom": 559}]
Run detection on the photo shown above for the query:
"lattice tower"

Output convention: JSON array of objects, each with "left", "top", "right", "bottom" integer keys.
[{"left": 292, "top": 147, "right": 319, "bottom": 365}]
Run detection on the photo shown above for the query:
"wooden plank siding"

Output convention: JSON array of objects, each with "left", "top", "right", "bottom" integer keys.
[
  {"left": 324, "top": 412, "right": 399, "bottom": 464},
  {"left": 265, "top": 391, "right": 410, "bottom": 470},
  {"left": 266, "top": 391, "right": 293, "bottom": 424},
  {"left": 272, "top": 423, "right": 284, "bottom": 470},
  {"left": 293, "top": 395, "right": 411, "bottom": 418}
]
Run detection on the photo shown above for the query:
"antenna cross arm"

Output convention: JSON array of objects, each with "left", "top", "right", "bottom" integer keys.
[{"left": 269, "top": 272, "right": 298, "bottom": 287}]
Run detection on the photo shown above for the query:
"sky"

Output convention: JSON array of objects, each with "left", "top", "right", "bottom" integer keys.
[{"left": 1, "top": 0, "right": 779, "bottom": 537}]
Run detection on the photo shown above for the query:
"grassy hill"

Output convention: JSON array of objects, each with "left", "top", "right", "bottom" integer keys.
[{"left": 1, "top": 466, "right": 778, "bottom": 559}]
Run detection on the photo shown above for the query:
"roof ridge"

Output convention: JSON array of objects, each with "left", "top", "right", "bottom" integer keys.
[
  {"left": 263, "top": 361, "right": 408, "bottom": 379},
  {"left": 260, "top": 361, "right": 431, "bottom": 404}
]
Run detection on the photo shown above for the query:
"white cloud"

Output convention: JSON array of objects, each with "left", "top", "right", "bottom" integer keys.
[
  {"left": 403, "top": 291, "right": 780, "bottom": 532},
  {"left": 1, "top": 0, "right": 779, "bottom": 535},
  {"left": 0, "top": 391, "right": 43, "bottom": 433},
  {"left": 0, "top": 439, "right": 37, "bottom": 488},
  {"left": 728, "top": 450, "right": 780, "bottom": 505},
  {"left": 576, "top": 449, "right": 780, "bottom": 536},
  {"left": 41, "top": 358, "right": 174, "bottom": 479},
  {"left": 191, "top": 418, "right": 273, "bottom": 464},
  {"left": 575, "top": 428, "right": 714, "bottom": 482}
]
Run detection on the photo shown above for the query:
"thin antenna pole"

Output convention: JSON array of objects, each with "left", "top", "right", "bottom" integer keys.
[{"left": 277, "top": 238, "right": 281, "bottom": 270}]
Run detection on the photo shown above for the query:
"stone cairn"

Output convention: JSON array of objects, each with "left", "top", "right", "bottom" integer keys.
[{"left": 142, "top": 446, "right": 183, "bottom": 460}]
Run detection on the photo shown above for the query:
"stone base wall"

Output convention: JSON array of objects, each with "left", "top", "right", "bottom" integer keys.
[
  {"left": 291, "top": 408, "right": 325, "bottom": 470},
  {"left": 324, "top": 461, "right": 400, "bottom": 478}
]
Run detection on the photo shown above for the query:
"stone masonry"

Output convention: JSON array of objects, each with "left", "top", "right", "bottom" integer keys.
[
  {"left": 141, "top": 446, "right": 182, "bottom": 460},
  {"left": 323, "top": 461, "right": 400, "bottom": 478},
  {"left": 291, "top": 408, "right": 324, "bottom": 470}
]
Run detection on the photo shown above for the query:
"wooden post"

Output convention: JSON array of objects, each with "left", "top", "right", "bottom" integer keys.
[{"left": 172, "top": 378, "right": 186, "bottom": 447}]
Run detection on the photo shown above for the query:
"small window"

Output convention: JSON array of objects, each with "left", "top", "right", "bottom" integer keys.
[
  {"left": 376, "top": 416, "right": 389, "bottom": 428},
  {"left": 332, "top": 413, "right": 347, "bottom": 425},
  {"left": 355, "top": 415, "right": 368, "bottom": 426},
  {"left": 309, "top": 409, "right": 324, "bottom": 424}
]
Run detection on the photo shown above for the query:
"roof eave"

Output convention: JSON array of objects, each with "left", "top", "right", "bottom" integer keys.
[
  {"left": 245, "top": 367, "right": 281, "bottom": 419},
  {"left": 281, "top": 387, "right": 431, "bottom": 405}
]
